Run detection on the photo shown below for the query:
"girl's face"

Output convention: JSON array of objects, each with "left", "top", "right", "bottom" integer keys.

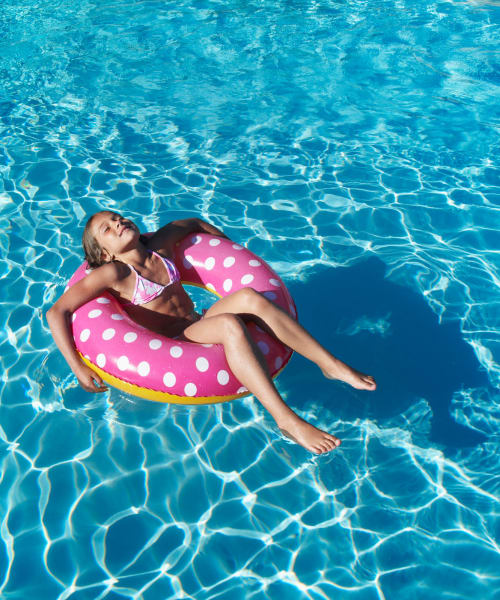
[{"left": 91, "top": 211, "right": 140, "bottom": 260}]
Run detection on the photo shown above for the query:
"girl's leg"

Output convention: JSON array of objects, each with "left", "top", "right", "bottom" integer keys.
[
  {"left": 180, "top": 313, "right": 340, "bottom": 454},
  {"left": 202, "top": 288, "right": 376, "bottom": 391}
]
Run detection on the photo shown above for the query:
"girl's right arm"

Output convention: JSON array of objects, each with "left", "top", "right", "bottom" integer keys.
[{"left": 46, "top": 263, "right": 123, "bottom": 393}]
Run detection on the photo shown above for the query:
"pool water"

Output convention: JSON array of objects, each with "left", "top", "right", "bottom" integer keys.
[{"left": 1, "top": 0, "right": 499, "bottom": 598}]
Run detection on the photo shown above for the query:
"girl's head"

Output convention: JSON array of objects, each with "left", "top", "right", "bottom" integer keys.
[{"left": 82, "top": 211, "right": 141, "bottom": 268}]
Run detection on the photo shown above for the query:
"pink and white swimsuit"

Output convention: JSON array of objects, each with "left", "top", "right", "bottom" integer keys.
[{"left": 125, "top": 251, "right": 180, "bottom": 306}]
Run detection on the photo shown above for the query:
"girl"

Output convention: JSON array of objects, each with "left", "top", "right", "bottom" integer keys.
[{"left": 47, "top": 211, "right": 376, "bottom": 454}]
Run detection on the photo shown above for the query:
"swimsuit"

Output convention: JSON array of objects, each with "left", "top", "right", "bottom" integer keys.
[{"left": 125, "top": 251, "right": 180, "bottom": 306}]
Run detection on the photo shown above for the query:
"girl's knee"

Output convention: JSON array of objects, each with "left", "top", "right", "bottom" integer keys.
[
  {"left": 235, "top": 287, "right": 265, "bottom": 311},
  {"left": 218, "top": 313, "right": 246, "bottom": 339}
]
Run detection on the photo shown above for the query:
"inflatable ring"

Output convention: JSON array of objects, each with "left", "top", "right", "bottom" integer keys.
[{"left": 68, "top": 233, "right": 297, "bottom": 404}]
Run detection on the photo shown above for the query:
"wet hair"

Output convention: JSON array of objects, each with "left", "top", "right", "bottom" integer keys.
[
  {"left": 82, "top": 213, "right": 107, "bottom": 268},
  {"left": 82, "top": 211, "right": 146, "bottom": 269}
]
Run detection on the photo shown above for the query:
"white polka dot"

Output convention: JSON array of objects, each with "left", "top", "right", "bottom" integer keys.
[
  {"left": 80, "top": 329, "right": 90, "bottom": 342},
  {"left": 85, "top": 268, "right": 91, "bottom": 274},
  {"left": 111, "top": 314, "right": 124, "bottom": 320},
  {"left": 249, "top": 260, "right": 261, "bottom": 267},
  {"left": 275, "top": 356, "right": 283, "bottom": 369},
  {"left": 257, "top": 341, "right": 270, "bottom": 355},
  {"left": 209, "top": 238, "right": 221, "bottom": 246},
  {"left": 223, "top": 279, "right": 233, "bottom": 292},
  {"left": 206, "top": 283, "right": 216, "bottom": 292},
  {"left": 84, "top": 354, "right": 90, "bottom": 359},
  {"left": 102, "top": 328, "right": 116, "bottom": 340},
  {"left": 124, "top": 332, "right": 137, "bottom": 343},
  {"left": 96, "top": 353, "right": 106, "bottom": 368},
  {"left": 163, "top": 372, "right": 176, "bottom": 387},
  {"left": 241, "top": 274, "right": 254, "bottom": 285},
  {"left": 149, "top": 339, "right": 162, "bottom": 350},
  {"left": 196, "top": 357, "right": 209, "bottom": 372},
  {"left": 232, "top": 244, "right": 243, "bottom": 250},
  {"left": 237, "top": 386, "right": 248, "bottom": 393},
  {"left": 183, "top": 255, "right": 194, "bottom": 269},
  {"left": 269, "top": 278, "right": 280, "bottom": 287},
  {"left": 205, "top": 257, "right": 215, "bottom": 270},
  {"left": 184, "top": 383, "right": 197, "bottom": 396},
  {"left": 202, "top": 343, "right": 213, "bottom": 348},
  {"left": 117, "top": 356, "right": 129, "bottom": 371},
  {"left": 223, "top": 256, "right": 235, "bottom": 268},
  {"left": 88, "top": 309, "right": 102, "bottom": 319},
  {"left": 138, "top": 361, "right": 150, "bottom": 377},
  {"left": 191, "top": 235, "right": 202, "bottom": 245},
  {"left": 217, "top": 370, "right": 230, "bottom": 385},
  {"left": 170, "top": 346, "right": 183, "bottom": 358},
  {"left": 72, "top": 313, "right": 77, "bottom": 322},
  {"left": 263, "top": 291, "right": 277, "bottom": 301},
  {"left": 97, "top": 297, "right": 110, "bottom": 304}
]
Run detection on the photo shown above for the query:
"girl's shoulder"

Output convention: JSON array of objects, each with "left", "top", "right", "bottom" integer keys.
[
  {"left": 86, "top": 261, "right": 131, "bottom": 284},
  {"left": 79, "top": 261, "right": 134, "bottom": 303},
  {"left": 143, "top": 228, "right": 179, "bottom": 260},
  {"left": 55, "top": 261, "right": 133, "bottom": 315}
]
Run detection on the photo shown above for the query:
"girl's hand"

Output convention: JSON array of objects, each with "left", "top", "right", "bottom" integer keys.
[{"left": 74, "top": 364, "right": 108, "bottom": 393}]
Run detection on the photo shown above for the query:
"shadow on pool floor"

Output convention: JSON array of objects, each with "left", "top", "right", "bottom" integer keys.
[{"left": 285, "top": 256, "right": 491, "bottom": 451}]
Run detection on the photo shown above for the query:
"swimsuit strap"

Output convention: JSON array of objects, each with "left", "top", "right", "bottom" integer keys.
[{"left": 155, "top": 251, "right": 180, "bottom": 283}]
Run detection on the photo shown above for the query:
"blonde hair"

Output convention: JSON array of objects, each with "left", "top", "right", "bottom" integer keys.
[{"left": 82, "top": 213, "right": 106, "bottom": 268}]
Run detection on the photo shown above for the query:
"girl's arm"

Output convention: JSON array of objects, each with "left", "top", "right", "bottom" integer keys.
[
  {"left": 147, "top": 217, "right": 229, "bottom": 256},
  {"left": 46, "top": 263, "right": 123, "bottom": 393}
]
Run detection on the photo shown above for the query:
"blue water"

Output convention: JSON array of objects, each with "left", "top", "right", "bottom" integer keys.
[{"left": 1, "top": 0, "right": 499, "bottom": 598}]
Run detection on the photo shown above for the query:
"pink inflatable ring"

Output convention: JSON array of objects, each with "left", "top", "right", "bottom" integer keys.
[{"left": 67, "top": 233, "right": 297, "bottom": 404}]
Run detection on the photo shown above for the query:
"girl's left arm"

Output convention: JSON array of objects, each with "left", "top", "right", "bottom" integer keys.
[{"left": 147, "top": 218, "right": 229, "bottom": 255}]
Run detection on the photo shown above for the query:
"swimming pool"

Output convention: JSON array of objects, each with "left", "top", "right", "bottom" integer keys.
[{"left": 1, "top": 0, "right": 499, "bottom": 597}]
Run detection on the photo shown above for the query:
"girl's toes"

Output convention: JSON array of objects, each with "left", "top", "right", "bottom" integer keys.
[
  {"left": 321, "top": 439, "right": 336, "bottom": 453},
  {"left": 328, "top": 435, "right": 340, "bottom": 448}
]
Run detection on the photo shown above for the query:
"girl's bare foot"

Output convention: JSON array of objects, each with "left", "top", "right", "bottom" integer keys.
[
  {"left": 321, "top": 360, "right": 376, "bottom": 391},
  {"left": 278, "top": 415, "right": 341, "bottom": 454}
]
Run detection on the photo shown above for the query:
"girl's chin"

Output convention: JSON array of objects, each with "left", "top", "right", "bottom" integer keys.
[
  {"left": 122, "top": 227, "right": 138, "bottom": 238},
  {"left": 121, "top": 228, "right": 140, "bottom": 247}
]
